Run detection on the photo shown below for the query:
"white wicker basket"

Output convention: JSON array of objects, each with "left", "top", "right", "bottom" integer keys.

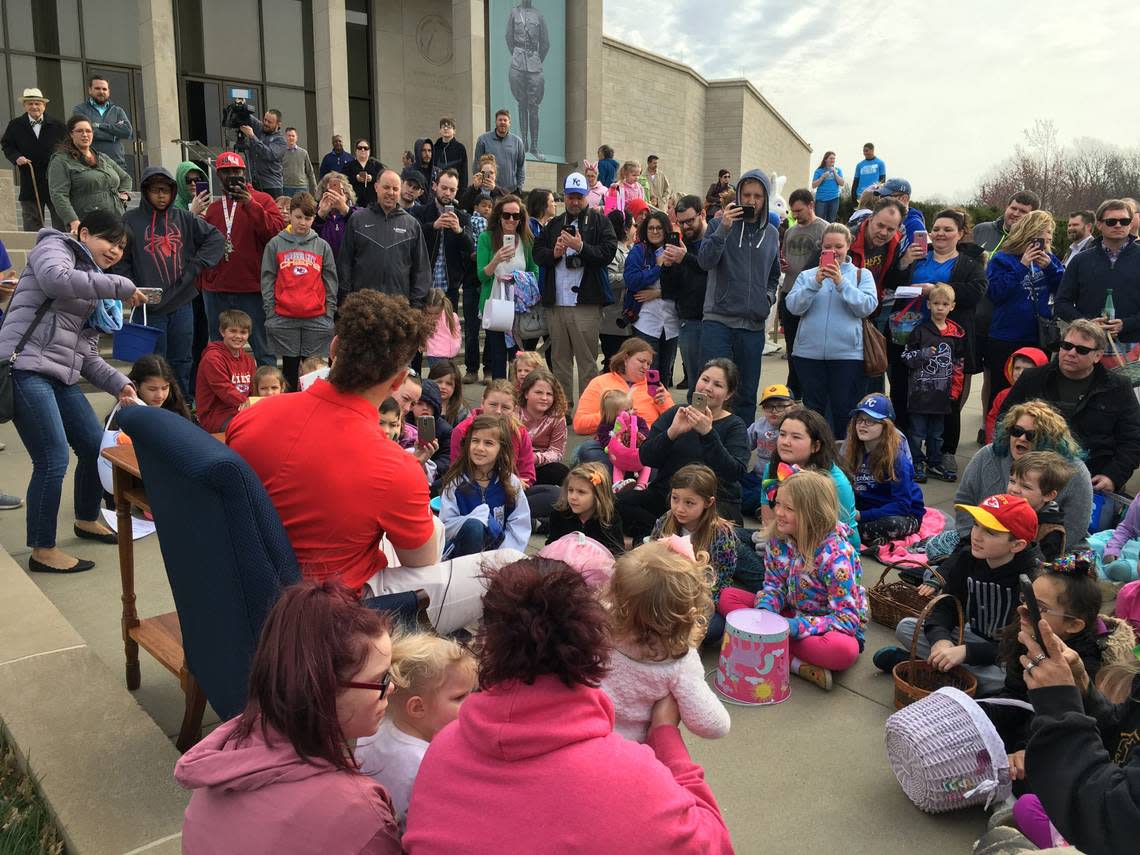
[{"left": 884, "top": 686, "right": 1013, "bottom": 814}]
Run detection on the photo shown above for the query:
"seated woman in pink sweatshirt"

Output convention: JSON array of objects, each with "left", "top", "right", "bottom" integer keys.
[
  {"left": 175, "top": 582, "right": 402, "bottom": 854},
  {"left": 403, "top": 556, "right": 735, "bottom": 854}
]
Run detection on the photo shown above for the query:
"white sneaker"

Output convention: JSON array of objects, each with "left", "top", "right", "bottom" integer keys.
[{"left": 763, "top": 341, "right": 782, "bottom": 356}]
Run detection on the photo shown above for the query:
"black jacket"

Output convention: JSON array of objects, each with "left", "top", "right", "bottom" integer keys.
[
  {"left": 336, "top": 204, "right": 431, "bottom": 308},
  {"left": 545, "top": 507, "right": 625, "bottom": 556},
  {"left": 432, "top": 137, "right": 469, "bottom": 192},
  {"left": 1001, "top": 361, "right": 1140, "bottom": 491},
  {"left": 1026, "top": 681, "right": 1140, "bottom": 855},
  {"left": 1, "top": 112, "right": 67, "bottom": 202},
  {"left": 347, "top": 157, "right": 383, "bottom": 209},
  {"left": 924, "top": 542, "right": 1037, "bottom": 667},
  {"left": 898, "top": 242, "right": 988, "bottom": 373},
  {"left": 900, "top": 318, "right": 965, "bottom": 415},
  {"left": 659, "top": 236, "right": 708, "bottom": 320},
  {"left": 533, "top": 209, "right": 618, "bottom": 308},
  {"left": 408, "top": 201, "right": 474, "bottom": 293},
  {"left": 1055, "top": 236, "right": 1140, "bottom": 339}
]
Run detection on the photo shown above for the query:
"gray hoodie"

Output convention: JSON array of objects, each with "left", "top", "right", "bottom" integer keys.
[{"left": 697, "top": 168, "right": 781, "bottom": 330}]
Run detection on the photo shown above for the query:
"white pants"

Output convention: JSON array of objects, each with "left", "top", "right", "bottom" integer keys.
[{"left": 368, "top": 517, "right": 524, "bottom": 634}]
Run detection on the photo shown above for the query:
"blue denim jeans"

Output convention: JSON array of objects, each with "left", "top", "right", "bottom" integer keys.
[
  {"left": 700, "top": 320, "right": 766, "bottom": 424},
  {"left": 445, "top": 518, "right": 487, "bottom": 559},
  {"left": 574, "top": 439, "right": 611, "bottom": 472},
  {"left": 677, "top": 319, "right": 702, "bottom": 402},
  {"left": 148, "top": 303, "right": 195, "bottom": 400},
  {"left": 815, "top": 197, "right": 840, "bottom": 223},
  {"left": 908, "top": 412, "right": 945, "bottom": 467},
  {"left": 791, "top": 356, "right": 866, "bottom": 439},
  {"left": 12, "top": 371, "right": 106, "bottom": 547},
  {"left": 202, "top": 290, "right": 276, "bottom": 367}
]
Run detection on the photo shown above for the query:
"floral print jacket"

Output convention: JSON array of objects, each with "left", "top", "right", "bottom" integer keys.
[{"left": 755, "top": 523, "right": 867, "bottom": 642}]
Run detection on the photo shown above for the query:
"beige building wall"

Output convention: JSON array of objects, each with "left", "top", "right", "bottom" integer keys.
[{"left": 730, "top": 80, "right": 814, "bottom": 193}]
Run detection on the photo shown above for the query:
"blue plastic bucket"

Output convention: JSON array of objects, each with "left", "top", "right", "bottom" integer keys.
[{"left": 112, "top": 304, "right": 162, "bottom": 362}]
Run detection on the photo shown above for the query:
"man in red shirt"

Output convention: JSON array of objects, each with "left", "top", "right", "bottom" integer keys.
[
  {"left": 227, "top": 291, "right": 524, "bottom": 632},
  {"left": 198, "top": 150, "right": 283, "bottom": 367}
]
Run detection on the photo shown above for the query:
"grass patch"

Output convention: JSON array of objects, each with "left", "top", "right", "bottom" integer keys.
[{"left": 0, "top": 732, "right": 62, "bottom": 855}]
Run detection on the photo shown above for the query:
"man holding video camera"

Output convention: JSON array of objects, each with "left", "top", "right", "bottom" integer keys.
[
  {"left": 197, "top": 151, "right": 284, "bottom": 367},
  {"left": 239, "top": 108, "right": 287, "bottom": 198}
]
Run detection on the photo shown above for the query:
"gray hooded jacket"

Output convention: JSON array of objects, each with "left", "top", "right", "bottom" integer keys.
[{"left": 697, "top": 168, "right": 781, "bottom": 330}]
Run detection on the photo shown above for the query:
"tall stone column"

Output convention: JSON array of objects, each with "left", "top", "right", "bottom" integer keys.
[
  {"left": 313, "top": 0, "right": 351, "bottom": 146},
  {"left": 452, "top": 0, "right": 486, "bottom": 149},
  {"left": 138, "top": 0, "right": 181, "bottom": 169},
  {"left": 565, "top": 0, "right": 603, "bottom": 179}
]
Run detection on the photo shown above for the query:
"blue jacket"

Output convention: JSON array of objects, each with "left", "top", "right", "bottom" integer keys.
[
  {"left": 72, "top": 99, "right": 132, "bottom": 167},
  {"left": 852, "top": 451, "right": 925, "bottom": 522},
  {"left": 986, "top": 250, "right": 1064, "bottom": 343},
  {"left": 785, "top": 261, "right": 878, "bottom": 360},
  {"left": 696, "top": 168, "right": 781, "bottom": 330},
  {"left": 901, "top": 207, "right": 927, "bottom": 249},
  {"left": 319, "top": 149, "right": 356, "bottom": 178},
  {"left": 439, "top": 473, "right": 531, "bottom": 553}
]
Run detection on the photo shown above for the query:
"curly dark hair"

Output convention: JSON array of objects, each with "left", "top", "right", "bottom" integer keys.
[
  {"left": 328, "top": 291, "right": 435, "bottom": 393},
  {"left": 477, "top": 557, "right": 610, "bottom": 689}
]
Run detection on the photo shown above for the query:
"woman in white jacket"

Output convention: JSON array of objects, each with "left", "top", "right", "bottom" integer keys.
[{"left": 786, "top": 222, "right": 878, "bottom": 438}]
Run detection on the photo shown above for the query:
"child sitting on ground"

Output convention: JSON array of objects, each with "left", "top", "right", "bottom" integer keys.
[
  {"left": 841, "top": 394, "right": 924, "bottom": 548},
  {"left": 297, "top": 355, "right": 329, "bottom": 391},
  {"left": 124, "top": 354, "right": 194, "bottom": 421},
  {"left": 899, "top": 283, "right": 964, "bottom": 483},
  {"left": 379, "top": 397, "right": 436, "bottom": 480},
  {"left": 599, "top": 540, "right": 731, "bottom": 743},
  {"left": 720, "top": 470, "right": 867, "bottom": 691},
  {"left": 1102, "top": 491, "right": 1140, "bottom": 582},
  {"left": 741, "top": 384, "right": 795, "bottom": 517},
  {"left": 546, "top": 463, "right": 625, "bottom": 556},
  {"left": 252, "top": 365, "right": 287, "bottom": 397},
  {"left": 427, "top": 359, "right": 468, "bottom": 426},
  {"left": 518, "top": 369, "right": 569, "bottom": 487},
  {"left": 356, "top": 632, "right": 477, "bottom": 828},
  {"left": 424, "top": 288, "right": 461, "bottom": 366},
  {"left": 510, "top": 350, "right": 544, "bottom": 392},
  {"left": 875, "top": 493, "right": 1039, "bottom": 696},
  {"left": 649, "top": 463, "right": 737, "bottom": 644},
  {"left": 598, "top": 389, "right": 650, "bottom": 492},
  {"left": 450, "top": 379, "right": 536, "bottom": 485},
  {"left": 439, "top": 414, "right": 531, "bottom": 558},
  {"left": 195, "top": 309, "right": 255, "bottom": 432},
  {"left": 984, "top": 347, "right": 1047, "bottom": 444}
]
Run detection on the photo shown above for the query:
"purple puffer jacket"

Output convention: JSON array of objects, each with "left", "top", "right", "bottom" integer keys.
[{"left": 0, "top": 229, "right": 135, "bottom": 394}]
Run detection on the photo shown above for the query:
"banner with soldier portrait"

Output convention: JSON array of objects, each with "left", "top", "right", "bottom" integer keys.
[{"left": 487, "top": 0, "right": 566, "bottom": 164}]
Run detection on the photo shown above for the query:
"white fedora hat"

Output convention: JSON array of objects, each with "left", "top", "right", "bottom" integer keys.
[{"left": 20, "top": 87, "right": 48, "bottom": 103}]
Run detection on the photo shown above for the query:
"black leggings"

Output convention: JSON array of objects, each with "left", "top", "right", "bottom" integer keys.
[
  {"left": 535, "top": 461, "right": 570, "bottom": 486},
  {"left": 617, "top": 485, "right": 670, "bottom": 541}
]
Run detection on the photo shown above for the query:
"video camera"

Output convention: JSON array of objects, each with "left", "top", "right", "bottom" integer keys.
[{"left": 222, "top": 98, "right": 256, "bottom": 131}]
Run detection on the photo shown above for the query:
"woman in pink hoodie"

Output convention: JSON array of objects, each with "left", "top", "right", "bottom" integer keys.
[
  {"left": 403, "top": 557, "right": 735, "bottom": 854},
  {"left": 175, "top": 582, "right": 401, "bottom": 854}
]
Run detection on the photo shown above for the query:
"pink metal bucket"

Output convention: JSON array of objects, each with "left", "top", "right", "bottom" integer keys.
[{"left": 714, "top": 609, "right": 790, "bottom": 706}]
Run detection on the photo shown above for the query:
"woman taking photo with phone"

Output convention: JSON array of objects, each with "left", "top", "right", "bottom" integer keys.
[
  {"left": 985, "top": 210, "right": 1064, "bottom": 410},
  {"left": 891, "top": 209, "right": 987, "bottom": 477},
  {"left": 810, "top": 151, "right": 845, "bottom": 223},
  {"left": 476, "top": 195, "right": 537, "bottom": 379},
  {"left": 347, "top": 139, "right": 382, "bottom": 209},
  {"left": 624, "top": 210, "right": 680, "bottom": 387},
  {"left": 785, "top": 222, "right": 878, "bottom": 439}
]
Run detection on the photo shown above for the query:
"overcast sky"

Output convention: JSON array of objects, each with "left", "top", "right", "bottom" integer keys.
[{"left": 602, "top": 0, "right": 1137, "bottom": 203}]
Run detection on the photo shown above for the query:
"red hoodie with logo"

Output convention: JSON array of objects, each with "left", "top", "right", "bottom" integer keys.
[{"left": 195, "top": 341, "right": 255, "bottom": 432}]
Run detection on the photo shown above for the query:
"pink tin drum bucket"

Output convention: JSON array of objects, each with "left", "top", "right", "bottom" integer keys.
[{"left": 714, "top": 609, "right": 791, "bottom": 706}]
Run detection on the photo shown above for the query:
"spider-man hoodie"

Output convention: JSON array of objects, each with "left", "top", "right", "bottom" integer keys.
[{"left": 118, "top": 167, "right": 224, "bottom": 315}]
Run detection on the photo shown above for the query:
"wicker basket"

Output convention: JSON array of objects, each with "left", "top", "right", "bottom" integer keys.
[
  {"left": 892, "top": 594, "right": 977, "bottom": 710},
  {"left": 868, "top": 559, "right": 944, "bottom": 629},
  {"left": 884, "top": 687, "right": 1012, "bottom": 813}
]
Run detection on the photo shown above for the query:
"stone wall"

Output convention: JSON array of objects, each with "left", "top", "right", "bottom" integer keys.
[{"left": 732, "top": 81, "right": 814, "bottom": 196}]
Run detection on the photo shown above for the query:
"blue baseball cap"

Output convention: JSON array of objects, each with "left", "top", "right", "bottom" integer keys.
[
  {"left": 874, "top": 178, "right": 912, "bottom": 197},
  {"left": 850, "top": 393, "right": 895, "bottom": 421}
]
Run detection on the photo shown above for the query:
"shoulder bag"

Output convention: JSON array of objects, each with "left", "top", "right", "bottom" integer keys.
[
  {"left": 0, "top": 299, "right": 55, "bottom": 423},
  {"left": 862, "top": 318, "right": 888, "bottom": 376}
]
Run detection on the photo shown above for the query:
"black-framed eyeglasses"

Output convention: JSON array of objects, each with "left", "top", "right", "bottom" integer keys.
[
  {"left": 1058, "top": 341, "right": 1098, "bottom": 356},
  {"left": 340, "top": 672, "right": 393, "bottom": 698},
  {"left": 1100, "top": 217, "right": 1131, "bottom": 227},
  {"left": 676, "top": 215, "right": 699, "bottom": 227},
  {"left": 1018, "top": 594, "right": 1077, "bottom": 620},
  {"left": 1008, "top": 425, "right": 1037, "bottom": 441},
  {"left": 500, "top": 211, "right": 521, "bottom": 221}
]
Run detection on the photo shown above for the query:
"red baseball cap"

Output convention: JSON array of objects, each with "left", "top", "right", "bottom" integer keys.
[
  {"left": 955, "top": 494, "right": 1037, "bottom": 543},
  {"left": 216, "top": 151, "right": 246, "bottom": 170}
]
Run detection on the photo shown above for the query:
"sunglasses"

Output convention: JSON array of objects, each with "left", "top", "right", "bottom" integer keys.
[
  {"left": 1008, "top": 425, "right": 1037, "bottom": 441},
  {"left": 500, "top": 211, "right": 521, "bottom": 220},
  {"left": 340, "top": 672, "right": 393, "bottom": 699},
  {"left": 1100, "top": 217, "right": 1131, "bottom": 227},
  {"left": 356, "top": 145, "right": 370, "bottom": 150},
  {"left": 1058, "top": 341, "right": 1098, "bottom": 355}
]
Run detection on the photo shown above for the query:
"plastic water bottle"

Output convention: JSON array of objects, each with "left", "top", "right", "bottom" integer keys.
[{"left": 1105, "top": 289, "right": 1115, "bottom": 321}]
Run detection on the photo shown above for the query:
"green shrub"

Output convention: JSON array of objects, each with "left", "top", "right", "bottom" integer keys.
[{"left": 0, "top": 733, "right": 62, "bottom": 855}]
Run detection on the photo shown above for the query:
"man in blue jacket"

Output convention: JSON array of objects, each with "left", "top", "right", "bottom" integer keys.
[
  {"left": 72, "top": 76, "right": 132, "bottom": 168},
  {"left": 239, "top": 109, "right": 287, "bottom": 198},
  {"left": 874, "top": 178, "right": 925, "bottom": 249},
  {"left": 697, "top": 168, "right": 781, "bottom": 423}
]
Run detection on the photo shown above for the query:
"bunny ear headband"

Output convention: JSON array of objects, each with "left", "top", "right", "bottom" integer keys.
[
  {"left": 761, "top": 462, "right": 800, "bottom": 507},
  {"left": 582, "top": 159, "right": 598, "bottom": 171}
]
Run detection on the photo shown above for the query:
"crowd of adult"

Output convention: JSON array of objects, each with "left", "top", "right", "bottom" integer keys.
[{"left": 2, "top": 86, "right": 1140, "bottom": 853}]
